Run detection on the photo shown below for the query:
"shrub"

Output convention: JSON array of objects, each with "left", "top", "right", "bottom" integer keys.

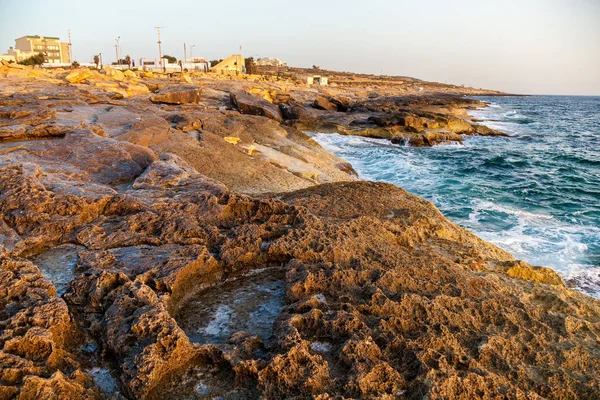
[{"left": 18, "top": 53, "right": 46, "bottom": 66}]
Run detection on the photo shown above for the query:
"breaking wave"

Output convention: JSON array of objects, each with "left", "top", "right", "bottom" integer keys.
[{"left": 313, "top": 95, "right": 600, "bottom": 298}]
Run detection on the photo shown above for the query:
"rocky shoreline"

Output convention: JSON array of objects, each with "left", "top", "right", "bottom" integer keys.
[{"left": 1, "top": 63, "right": 599, "bottom": 399}]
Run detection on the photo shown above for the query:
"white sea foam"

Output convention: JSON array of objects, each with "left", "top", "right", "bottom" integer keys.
[
  {"left": 466, "top": 199, "right": 597, "bottom": 283},
  {"left": 312, "top": 100, "right": 600, "bottom": 299}
]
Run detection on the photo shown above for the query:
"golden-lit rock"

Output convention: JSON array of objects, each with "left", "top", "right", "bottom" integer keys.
[
  {"left": 64, "top": 68, "right": 94, "bottom": 83},
  {"left": 123, "top": 69, "right": 137, "bottom": 78},
  {"left": 223, "top": 136, "right": 241, "bottom": 145},
  {"left": 506, "top": 261, "right": 565, "bottom": 286}
]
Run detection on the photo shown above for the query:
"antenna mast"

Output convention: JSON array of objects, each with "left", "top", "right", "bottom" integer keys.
[
  {"left": 155, "top": 27, "right": 164, "bottom": 69},
  {"left": 68, "top": 29, "right": 72, "bottom": 63}
]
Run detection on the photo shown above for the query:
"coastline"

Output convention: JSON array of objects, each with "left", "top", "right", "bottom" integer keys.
[
  {"left": 1, "top": 63, "right": 599, "bottom": 399},
  {"left": 311, "top": 95, "right": 599, "bottom": 299}
]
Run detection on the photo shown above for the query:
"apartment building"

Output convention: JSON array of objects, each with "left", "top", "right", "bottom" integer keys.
[{"left": 6, "top": 35, "right": 71, "bottom": 64}]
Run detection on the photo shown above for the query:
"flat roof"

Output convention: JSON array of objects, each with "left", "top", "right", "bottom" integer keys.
[{"left": 21, "top": 35, "right": 61, "bottom": 40}]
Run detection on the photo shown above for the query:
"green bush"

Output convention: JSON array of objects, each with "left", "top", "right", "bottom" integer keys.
[{"left": 18, "top": 53, "right": 46, "bottom": 66}]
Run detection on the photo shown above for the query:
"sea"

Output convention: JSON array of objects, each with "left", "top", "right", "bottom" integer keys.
[{"left": 312, "top": 96, "right": 600, "bottom": 298}]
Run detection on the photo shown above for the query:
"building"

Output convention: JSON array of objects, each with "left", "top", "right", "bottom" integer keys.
[
  {"left": 211, "top": 54, "right": 245, "bottom": 74},
  {"left": 5, "top": 35, "right": 71, "bottom": 64},
  {"left": 305, "top": 75, "right": 328, "bottom": 86},
  {"left": 136, "top": 57, "right": 209, "bottom": 72},
  {"left": 255, "top": 57, "right": 286, "bottom": 67}
]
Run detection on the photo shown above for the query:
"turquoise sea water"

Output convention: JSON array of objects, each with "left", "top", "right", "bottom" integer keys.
[{"left": 313, "top": 96, "right": 600, "bottom": 298}]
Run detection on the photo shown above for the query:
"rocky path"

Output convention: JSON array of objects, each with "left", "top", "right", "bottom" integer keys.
[{"left": 0, "top": 64, "right": 599, "bottom": 399}]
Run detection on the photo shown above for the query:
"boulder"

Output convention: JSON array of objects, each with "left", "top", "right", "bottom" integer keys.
[
  {"left": 150, "top": 85, "right": 202, "bottom": 104},
  {"left": 279, "top": 101, "right": 314, "bottom": 121},
  {"left": 64, "top": 68, "right": 94, "bottom": 83},
  {"left": 165, "top": 113, "right": 202, "bottom": 132},
  {"left": 230, "top": 91, "right": 283, "bottom": 122},
  {"left": 445, "top": 118, "right": 473, "bottom": 133},
  {"left": 399, "top": 116, "right": 428, "bottom": 132},
  {"left": 329, "top": 95, "right": 352, "bottom": 111},
  {"left": 473, "top": 123, "right": 509, "bottom": 137},
  {"left": 313, "top": 95, "right": 337, "bottom": 111},
  {"left": 107, "top": 68, "right": 125, "bottom": 81},
  {"left": 273, "top": 93, "right": 292, "bottom": 105},
  {"left": 400, "top": 131, "right": 463, "bottom": 146}
]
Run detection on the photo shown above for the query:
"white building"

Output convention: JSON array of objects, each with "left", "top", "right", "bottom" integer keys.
[
  {"left": 306, "top": 75, "right": 328, "bottom": 86},
  {"left": 255, "top": 57, "right": 286, "bottom": 67},
  {"left": 137, "top": 57, "right": 208, "bottom": 72}
]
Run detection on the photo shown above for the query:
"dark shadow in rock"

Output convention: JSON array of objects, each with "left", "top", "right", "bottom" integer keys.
[{"left": 175, "top": 267, "right": 286, "bottom": 345}]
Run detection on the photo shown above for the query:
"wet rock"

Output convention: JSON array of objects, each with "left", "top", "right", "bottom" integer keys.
[
  {"left": 473, "top": 123, "right": 509, "bottom": 136},
  {"left": 150, "top": 85, "right": 202, "bottom": 104},
  {"left": 175, "top": 268, "right": 286, "bottom": 344},
  {"left": 393, "top": 131, "right": 464, "bottom": 146}
]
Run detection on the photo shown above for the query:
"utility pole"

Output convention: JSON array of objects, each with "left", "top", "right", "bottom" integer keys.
[
  {"left": 68, "top": 29, "right": 72, "bottom": 63},
  {"left": 184, "top": 43, "right": 186, "bottom": 63},
  {"left": 155, "top": 27, "right": 163, "bottom": 70},
  {"left": 190, "top": 44, "right": 195, "bottom": 60},
  {"left": 115, "top": 36, "right": 120, "bottom": 66}
]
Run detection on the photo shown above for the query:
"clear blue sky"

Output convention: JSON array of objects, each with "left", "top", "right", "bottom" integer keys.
[{"left": 1, "top": 0, "right": 599, "bottom": 95}]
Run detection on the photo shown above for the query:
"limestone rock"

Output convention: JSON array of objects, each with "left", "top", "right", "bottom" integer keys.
[
  {"left": 150, "top": 85, "right": 202, "bottom": 104},
  {"left": 473, "top": 123, "right": 509, "bottom": 137},
  {"left": 329, "top": 95, "right": 352, "bottom": 111},
  {"left": 0, "top": 258, "right": 101, "bottom": 399},
  {"left": 1, "top": 63, "right": 598, "bottom": 400},
  {"left": 123, "top": 69, "right": 137, "bottom": 78},
  {"left": 65, "top": 69, "right": 95, "bottom": 84},
  {"left": 224, "top": 136, "right": 241, "bottom": 145},
  {"left": 279, "top": 101, "right": 315, "bottom": 121},
  {"left": 313, "top": 95, "right": 338, "bottom": 111},
  {"left": 505, "top": 260, "right": 565, "bottom": 285},
  {"left": 230, "top": 91, "right": 283, "bottom": 122}
]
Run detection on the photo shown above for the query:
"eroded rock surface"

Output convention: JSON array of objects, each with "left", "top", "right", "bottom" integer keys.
[{"left": 0, "top": 65, "right": 598, "bottom": 400}]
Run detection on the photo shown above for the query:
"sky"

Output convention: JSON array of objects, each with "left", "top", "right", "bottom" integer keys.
[{"left": 0, "top": 0, "right": 599, "bottom": 95}]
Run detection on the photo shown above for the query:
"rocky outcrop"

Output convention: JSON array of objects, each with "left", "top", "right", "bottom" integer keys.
[
  {"left": 313, "top": 95, "right": 338, "bottom": 112},
  {"left": 0, "top": 258, "right": 102, "bottom": 399},
  {"left": 1, "top": 64, "right": 599, "bottom": 400},
  {"left": 150, "top": 85, "right": 202, "bottom": 104},
  {"left": 230, "top": 91, "right": 283, "bottom": 122},
  {"left": 1, "top": 140, "right": 599, "bottom": 399}
]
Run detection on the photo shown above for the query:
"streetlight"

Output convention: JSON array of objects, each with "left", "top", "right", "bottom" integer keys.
[{"left": 190, "top": 45, "right": 196, "bottom": 60}]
